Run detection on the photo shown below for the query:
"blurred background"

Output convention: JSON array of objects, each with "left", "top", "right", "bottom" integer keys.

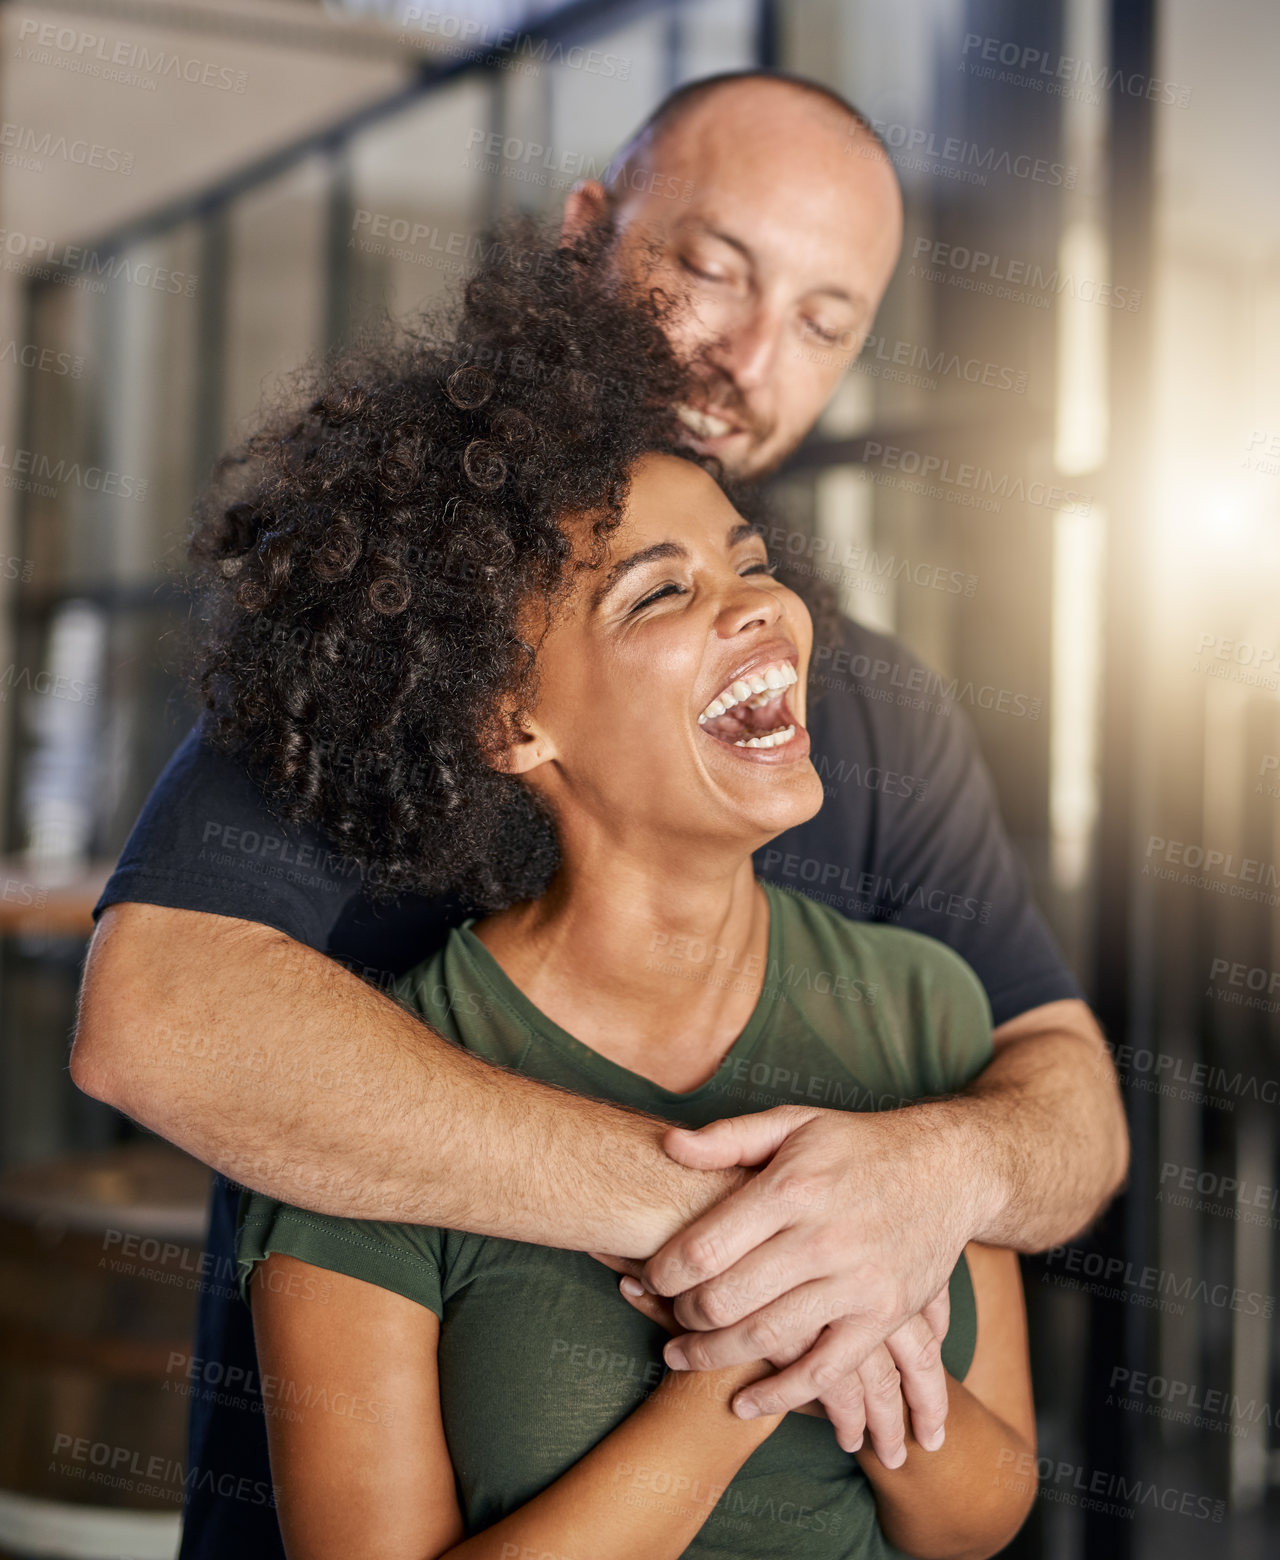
[{"left": 0, "top": 0, "right": 1276, "bottom": 1555}]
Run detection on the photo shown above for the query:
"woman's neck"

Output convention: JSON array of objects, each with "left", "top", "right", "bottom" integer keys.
[{"left": 472, "top": 846, "right": 771, "bottom": 1091}]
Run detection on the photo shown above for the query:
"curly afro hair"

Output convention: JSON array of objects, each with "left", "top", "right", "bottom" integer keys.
[
  {"left": 192, "top": 221, "right": 840, "bottom": 910},
  {"left": 192, "top": 221, "right": 748, "bottom": 908}
]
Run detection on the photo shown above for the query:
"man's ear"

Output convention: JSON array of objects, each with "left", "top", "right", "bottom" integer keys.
[{"left": 560, "top": 180, "right": 610, "bottom": 244}]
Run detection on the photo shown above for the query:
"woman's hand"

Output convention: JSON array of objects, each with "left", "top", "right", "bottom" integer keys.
[{"left": 590, "top": 1252, "right": 830, "bottom": 1421}]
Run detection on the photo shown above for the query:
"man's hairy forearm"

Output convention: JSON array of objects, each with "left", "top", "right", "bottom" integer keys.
[
  {"left": 937, "top": 1008, "right": 1129, "bottom": 1252},
  {"left": 71, "top": 904, "right": 741, "bottom": 1257}
]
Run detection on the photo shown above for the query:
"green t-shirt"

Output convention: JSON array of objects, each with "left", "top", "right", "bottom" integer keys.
[{"left": 238, "top": 883, "right": 993, "bottom": 1558}]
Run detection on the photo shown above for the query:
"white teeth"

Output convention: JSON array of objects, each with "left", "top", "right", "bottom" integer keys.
[
  {"left": 734, "top": 725, "right": 796, "bottom": 749},
  {"left": 698, "top": 660, "right": 798, "bottom": 724},
  {"left": 675, "top": 402, "right": 734, "bottom": 439}
]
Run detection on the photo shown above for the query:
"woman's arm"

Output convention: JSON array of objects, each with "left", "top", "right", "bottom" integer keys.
[
  {"left": 249, "top": 1252, "right": 784, "bottom": 1560},
  {"left": 852, "top": 1242, "right": 1037, "bottom": 1560}
]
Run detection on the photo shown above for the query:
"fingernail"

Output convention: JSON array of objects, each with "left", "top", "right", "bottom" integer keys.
[
  {"left": 885, "top": 1446, "right": 907, "bottom": 1470},
  {"left": 620, "top": 1276, "right": 645, "bottom": 1297},
  {"left": 921, "top": 1426, "right": 945, "bottom": 1452},
  {"left": 665, "top": 1344, "right": 688, "bottom": 1370},
  {"left": 734, "top": 1399, "right": 760, "bottom": 1419}
]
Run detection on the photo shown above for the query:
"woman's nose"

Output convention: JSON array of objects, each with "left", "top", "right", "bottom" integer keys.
[{"left": 718, "top": 578, "right": 782, "bottom": 635}]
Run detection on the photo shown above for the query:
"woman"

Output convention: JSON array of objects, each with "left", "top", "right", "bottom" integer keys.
[{"left": 192, "top": 226, "right": 1037, "bottom": 1558}]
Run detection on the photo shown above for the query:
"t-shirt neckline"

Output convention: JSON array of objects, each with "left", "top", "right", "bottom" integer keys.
[{"left": 450, "top": 883, "right": 786, "bottom": 1105}]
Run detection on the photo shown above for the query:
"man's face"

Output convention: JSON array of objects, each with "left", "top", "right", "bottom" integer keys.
[{"left": 563, "top": 83, "right": 903, "bottom": 478}]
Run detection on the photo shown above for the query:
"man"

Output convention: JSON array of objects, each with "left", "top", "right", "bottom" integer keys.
[{"left": 71, "top": 71, "right": 1127, "bottom": 1557}]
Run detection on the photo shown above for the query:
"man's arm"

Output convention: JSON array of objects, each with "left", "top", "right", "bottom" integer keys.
[
  {"left": 956, "top": 997, "right": 1129, "bottom": 1248},
  {"left": 73, "top": 900, "right": 955, "bottom": 1462},
  {"left": 631, "top": 997, "right": 1127, "bottom": 1425},
  {"left": 70, "top": 902, "right": 745, "bottom": 1256}
]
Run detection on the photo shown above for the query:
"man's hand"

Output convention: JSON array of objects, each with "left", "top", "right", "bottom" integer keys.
[
  {"left": 637, "top": 1104, "right": 985, "bottom": 1452},
  {"left": 592, "top": 1258, "right": 949, "bottom": 1464}
]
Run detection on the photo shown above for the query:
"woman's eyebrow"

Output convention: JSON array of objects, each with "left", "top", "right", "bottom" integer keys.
[
  {"left": 592, "top": 541, "right": 687, "bottom": 606},
  {"left": 593, "top": 523, "right": 764, "bottom": 607}
]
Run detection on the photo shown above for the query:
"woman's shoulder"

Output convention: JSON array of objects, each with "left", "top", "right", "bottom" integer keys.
[
  {"left": 764, "top": 881, "right": 988, "bottom": 998},
  {"left": 235, "top": 1187, "right": 452, "bottom": 1318},
  {"left": 761, "top": 882, "right": 994, "bottom": 1093}
]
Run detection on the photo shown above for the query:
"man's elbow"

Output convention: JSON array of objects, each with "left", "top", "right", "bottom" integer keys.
[
  {"left": 71, "top": 904, "right": 172, "bottom": 1116},
  {"left": 1090, "top": 1039, "right": 1131, "bottom": 1206},
  {"left": 71, "top": 901, "right": 269, "bottom": 1120}
]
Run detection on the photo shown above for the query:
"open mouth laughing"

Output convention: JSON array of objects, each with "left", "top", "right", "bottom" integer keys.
[{"left": 696, "top": 658, "right": 802, "bottom": 751}]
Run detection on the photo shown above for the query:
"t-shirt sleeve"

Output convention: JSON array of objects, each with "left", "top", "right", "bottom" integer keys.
[
  {"left": 817, "top": 622, "right": 1082, "bottom": 1027},
  {"left": 93, "top": 721, "right": 371, "bottom": 953},
  {"left": 235, "top": 1191, "right": 445, "bottom": 1319},
  {"left": 902, "top": 931, "right": 996, "bottom": 1094}
]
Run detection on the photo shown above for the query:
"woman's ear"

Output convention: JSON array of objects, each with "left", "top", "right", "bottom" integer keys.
[{"left": 488, "top": 715, "right": 556, "bottom": 778}]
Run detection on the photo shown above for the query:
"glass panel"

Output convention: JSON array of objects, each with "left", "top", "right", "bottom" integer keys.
[
  {"left": 348, "top": 78, "right": 495, "bottom": 326},
  {"left": 224, "top": 156, "right": 330, "bottom": 440}
]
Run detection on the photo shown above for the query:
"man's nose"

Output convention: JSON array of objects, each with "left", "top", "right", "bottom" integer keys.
[{"left": 715, "top": 304, "right": 783, "bottom": 393}]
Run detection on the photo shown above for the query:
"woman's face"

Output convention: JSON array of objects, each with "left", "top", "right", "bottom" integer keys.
[{"left": 506, "top": 452, "right": 824, "bottom": 861}]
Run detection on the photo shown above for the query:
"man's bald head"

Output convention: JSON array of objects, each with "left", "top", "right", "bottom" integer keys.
[
  {"left": 563, "top": 72, "right": 902, "bottom": 477},
  {"left": 604, "top": 69, "right": 888, "bottom": 197}
]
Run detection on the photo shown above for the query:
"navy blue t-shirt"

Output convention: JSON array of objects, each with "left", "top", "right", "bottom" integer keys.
[{"left": 96, "top": 615, "right": 1079, "bottom": 1559}]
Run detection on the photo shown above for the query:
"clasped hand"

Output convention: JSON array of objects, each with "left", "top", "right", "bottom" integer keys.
[{"left": 593, "top": 1103, "right": 969, "bottom": 1463}]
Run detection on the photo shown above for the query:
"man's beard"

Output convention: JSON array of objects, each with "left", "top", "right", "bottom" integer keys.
[{"left": 580, "top": 211, "right": 784, "bottom": 478}]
